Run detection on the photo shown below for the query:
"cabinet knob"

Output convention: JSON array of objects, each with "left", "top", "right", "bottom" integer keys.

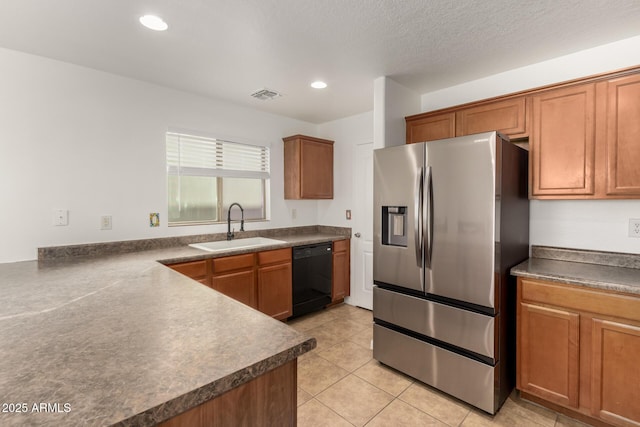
[{"left": 354, "top": 232, "right": 361, "bottom": 238}]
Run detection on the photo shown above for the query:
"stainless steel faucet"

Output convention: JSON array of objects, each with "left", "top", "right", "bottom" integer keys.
[{"left": 226, "top": 203, "right": 244, "bottom": 240}]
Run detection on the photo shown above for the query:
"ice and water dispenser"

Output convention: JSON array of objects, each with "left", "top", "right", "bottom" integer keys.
[{"left": 381, "top": 206, "right": 408, "bottom": 247}]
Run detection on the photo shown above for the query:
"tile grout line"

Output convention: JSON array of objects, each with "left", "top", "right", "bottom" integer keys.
[
  {"left": 297, "top": 304, "right": 583, "bottom": 427},
  {"left": 312, "top": 397, "right": 357, "bottom": 427}
]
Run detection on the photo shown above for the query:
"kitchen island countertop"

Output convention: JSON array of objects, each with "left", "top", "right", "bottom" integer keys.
[{"left": 0, "top": 230, "right": 352, "bottom": 426}]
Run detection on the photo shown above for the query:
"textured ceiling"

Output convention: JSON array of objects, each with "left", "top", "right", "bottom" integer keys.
[{"left": 1, "top": 0, "right": 639, "bottom": 123}]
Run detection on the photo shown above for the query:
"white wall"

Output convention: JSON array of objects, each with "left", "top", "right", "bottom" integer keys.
[
  {"left": 530, "top": 200, "right": 640, "bottom": 254},
  {"left": 0, "top": 47, "right": 318, "bottom": 263},
  {"left": 417, "top": 35, "right": 640, "bottom": 255},
  {"left": 373, "top": 76, "right": 420, "bottom": 149},
  {"left": 421, "top": 35, "right": 640, "bottom": 112},
  {"left": 316, "top": 111, "right": 374, "bottom": 227},
  {"left": 5, "top": 34, "right": 640, "bottom": 263}
]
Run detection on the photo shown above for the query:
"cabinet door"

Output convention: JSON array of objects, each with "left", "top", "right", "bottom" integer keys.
[
  {"left": 456, "top": 97, "right": 527, "bottom": 138},
  {"left": 212, "top": 270, "right": 257, "bottom": 309},
  {"left": 606, "top": 74, "right": 640, "bottom": 196},
  {"left": 157, "top": 360, "right": 296, "bottom": 427},
  {"left": 531, "top": 83, "right": 596, "bottom": 197},
  {"left": 331, "top": 240, "right": 350, "bottom": 302},
  {"left": 405, "top": 112, "right": 455, "bottom": 144},
  {"left": 591, "top": 318, "right": 640, "bottom": 426},
  {"left": 300, "top": 139, "right": 333, "bottom": 199},
  {"left": 257, "top": 262, "right": 292, "bottom": 320},
  {"left": 518, "top": 302, "right": 580, "bottom": 408},
  {"left": 283, "top": 135, "right": 334, "bottom": 200}
]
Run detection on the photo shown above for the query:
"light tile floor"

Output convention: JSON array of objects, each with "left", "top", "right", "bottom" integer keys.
[{"left": 288, "top": 303, "right": 593, "bottom": 427}]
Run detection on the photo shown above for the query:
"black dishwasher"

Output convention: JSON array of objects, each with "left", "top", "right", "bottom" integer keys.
[{"left": 292, "top": 242, "right": 333, "bottom": 317}]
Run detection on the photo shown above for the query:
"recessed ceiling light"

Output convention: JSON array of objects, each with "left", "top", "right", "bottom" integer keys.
[
  {"left": 139, "top": 15, "right": 168, "bottom": 31},
  {"left": 311, "top": 81, "right": 328, "bottom": 89}
]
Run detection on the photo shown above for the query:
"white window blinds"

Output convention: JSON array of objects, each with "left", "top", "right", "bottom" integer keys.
[{"left": 166, "top": 132, "right": 270, "bottom": 179}]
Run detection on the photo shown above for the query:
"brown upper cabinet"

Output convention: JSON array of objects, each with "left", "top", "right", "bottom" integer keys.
[
  {"left": 406, "top": 65, "right": 640, "bottom": 199},
  {"left": 283, "top": 134, "right": 334, "bottom": 199},
  {"left": 405, "top": 112, "right": 455, "bottom": 143},
  {"left": 531, "top": 75, "right": 640, "bottom": 199},
  {"left": 530, "top": 83, "right": 597, "bottom": 197},
  {"left": 605, "top": 73, "right": 640, "bottom": 196},
  {"left": 405, "top": 97, "right": 528, "bottom": 144},
  {"left": 456, "top": 97, "right": 528, "bottom": 138}
]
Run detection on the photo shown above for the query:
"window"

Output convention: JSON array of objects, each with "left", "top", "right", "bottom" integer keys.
[{"left": 166, "top": 132, "right": 270, "bottom": 225}]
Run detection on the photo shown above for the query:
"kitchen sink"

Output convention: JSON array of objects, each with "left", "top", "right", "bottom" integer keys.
[{"left": 189, "top": 237, "right": 287, "bottom": 253}]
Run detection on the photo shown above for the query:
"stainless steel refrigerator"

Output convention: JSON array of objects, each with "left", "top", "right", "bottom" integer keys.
[{"left": 373, "top": 131, "right": 529, "bottom": 414}]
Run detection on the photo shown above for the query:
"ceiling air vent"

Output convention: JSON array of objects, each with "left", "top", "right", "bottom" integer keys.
[{"left": 250, "top": 88, "right": 282, "bottom": 101}]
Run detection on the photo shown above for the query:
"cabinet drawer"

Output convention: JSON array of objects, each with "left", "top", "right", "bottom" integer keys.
[
  {"left": 333, "top": 239, "right": 349, "bottom": 253},
  {"left": 212, "top": 254, "right": 255, "bottom": 273},
  {"left": 374, "top": 324, "right": 497, "bottom": 414},
  {"left": 257, "top": 248, "right": 291, "bottom": 265},
  {"left": 374, "top": 286, "right": 494, "bottom": 358},
  {"left": 169, "top": 260, "right": 207, "bottom": 278},
  {"left": 520, "top": 278, "right": 640, "bottom": 323}
]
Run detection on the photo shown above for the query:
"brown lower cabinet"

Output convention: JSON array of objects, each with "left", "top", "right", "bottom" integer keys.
[
  {"left": 257, "top": 248, "right": 293, "bottom": 320},
  {"left": 331, "top": 239, "right": 350, "bottom": 302},
  {"left": 168, "top": 248, "right": 292, "bottom": 321},
  {"left": 168, "top": 259, "right": 209, "bottom": 286},
  {"left": 517, "top": 277, "right": 640, "bottom": 427},
  {"left": 211, "top": 253, "right": 257, "bottom": 308},
  {"left": 157, "top": 359, "right": 296, "bottom": 427}
]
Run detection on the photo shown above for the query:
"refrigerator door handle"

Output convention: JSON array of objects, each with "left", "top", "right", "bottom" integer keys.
[
  {"left": 414, "top": 167, "right": 424, "bottom": 270},
  {"left": 425, "top": 166, "right": 433, "bottom": 269}
]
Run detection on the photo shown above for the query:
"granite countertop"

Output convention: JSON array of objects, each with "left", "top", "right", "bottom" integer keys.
[
  {"left": 156, "top": 232, "right": 351, "bottom": 265},
  {"left": 0, "top": 228, "right": 350, "bottom": 426},
  {"left": 511, "top": 246, "right": 640, "bottom": 295}
]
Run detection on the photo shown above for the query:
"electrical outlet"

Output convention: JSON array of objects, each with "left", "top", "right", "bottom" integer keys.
[
  {"left": 53, "top": 209, "right": 68, "bottom": 226},
  {"left": 291, "top": 208, "right": 297, "bottom": 220},
  {"left": 629, "top": 219, "right": 640, "bottom": 238},
  {"left": 149, "top": 213, "right": 160, "bottom": 227},
  {"left": 101, "top": 215, "right": 112, "bottom": 230}
]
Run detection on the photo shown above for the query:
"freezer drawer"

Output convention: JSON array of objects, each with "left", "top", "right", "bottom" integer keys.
[
  {"left": 373, "top": 324, "right": 498, "bottom": 414},
  {"left": 373, "top": 286, "right": 495, "bottom": 359}
]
